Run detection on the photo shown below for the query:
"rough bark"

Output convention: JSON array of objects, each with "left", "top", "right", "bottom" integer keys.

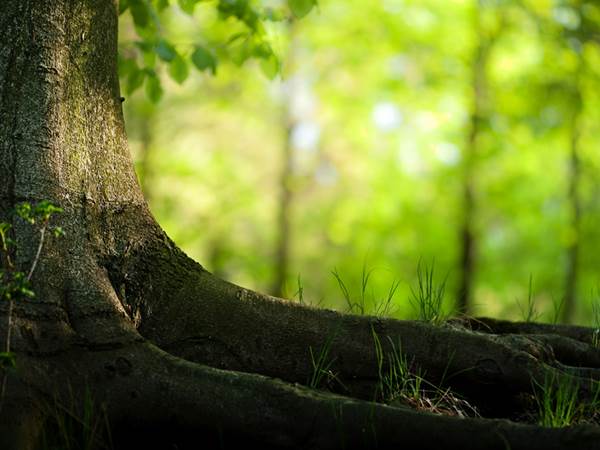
[{"left": 0, "top": 1, "right": 599, "bottom": 450}]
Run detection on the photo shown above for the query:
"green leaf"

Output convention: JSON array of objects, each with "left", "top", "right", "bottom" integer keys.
[
  {"left": 156, "top": 39, "right": 177, "bottom": 62},
  {"left": 118, "top": 56, "right": 137, "bottom": 78},
  {"left": 34, "top": 200, "right": 62, "bottom": 221},
  {"left": 135, "top": 41, "right": 157, "bottom": 68},
  {"left": 129, "top": 0, "right": 150, "bottom": 27},
  {"left": 127, "top": 67, "right": 146, "bottom": 94},
  {"left": 253, "top": 41, "right": 272, "bottom": 58},
  {"left": 154, "top": 0, "right": 170, "bottom": 10},
  {"left": 288, "top": 0, "right": 316, "bottom": 18},
  {"left": 0, "top": 352, "right": 16, "bottom": 369},
  {"left": 19, "top": 287, "right": 35, "bottom": 298},
  {"left": 15, "top": 203, "right": 34, "bottom": 224},
  {"left": 191, "top": 46, "right": 217, "bottom": 74},
  {"left": 178, "top": 0, "right": 199, "bottom": 15},
  {"left": 119, "top": 0, "right": 129, "bottom": 14},
  {"left": 168, "top": 54, "right": 189, "bottom": 84},
  {"left": 145, "top": 73, "right": 164, "bottom": 103},
  {"left": 260, "top": 53, "right": 280, "bottom": 80}
]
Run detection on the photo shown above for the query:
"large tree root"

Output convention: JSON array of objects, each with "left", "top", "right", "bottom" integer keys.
[
  {"left": 4, "top": 341, "right": 600, "bottom": 450},
  {"left": 0, "top": 229, "right": 598, "bottom": 449}
]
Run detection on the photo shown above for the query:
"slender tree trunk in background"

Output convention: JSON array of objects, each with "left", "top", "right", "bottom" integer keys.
[
  {"left": 562, "top": 68, "right": 583, "bottom": 324},
  {"left": 457, "top": 2, "right": 487, "bottom": 315},
  {"left": 272, "top": 123, "right": 294, "bottom": 297},
  {"left": 1, "top": 2, "right": 600, "bottom": 449},
  {"left": 272, "top": 22, "right": 298, "bottom": 298}
]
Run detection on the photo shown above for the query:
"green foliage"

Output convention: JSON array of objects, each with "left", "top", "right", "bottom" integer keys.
[{"left": 117, "top": 0, "right": 312, "bottom": 102}]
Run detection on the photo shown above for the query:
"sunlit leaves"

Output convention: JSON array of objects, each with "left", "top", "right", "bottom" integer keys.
[
  {"left": 191, "top": 46, "right": 218, "bottom": 74},
  {"left": 117, "top": 0, "right": 303, "bottom": 102},
  {"left": 218, "top": 0, "right": 260, "bottom": 31}
]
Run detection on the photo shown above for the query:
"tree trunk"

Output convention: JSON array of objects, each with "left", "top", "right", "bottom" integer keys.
[
  {"left": 457, "top": 2, "right": 488, "bottom": 315},
  {"left": 1, "top": 2, "right": 599, "bottom": 450},
  {"left": 271, "top": 21, "right": 299, "bottom": 298},
  {"left": 562, "top": 67, "right": 583, "bottom": 324}
]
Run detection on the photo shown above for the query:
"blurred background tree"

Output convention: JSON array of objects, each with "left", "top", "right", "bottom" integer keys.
[{"left": 118, "top": 0, "right": 600, "bottom": 325}]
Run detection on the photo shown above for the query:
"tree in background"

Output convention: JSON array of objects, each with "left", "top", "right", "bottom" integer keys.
[{"left": 457, "top": 0, "right": 504, "bottom": 314}]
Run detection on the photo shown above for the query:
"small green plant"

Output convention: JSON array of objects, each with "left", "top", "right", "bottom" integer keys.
[
  {"left": 550, "top": 295, "right": 566, "bottom": 325},
  {"left": 332, "top": 267, "right": 365, "bottom": 315},
  {"left": 332, "top": 265, "right": 399, "bottom": 318},
  {"left": 409, "top": 259, "right": 448, "bottom": 325},
  {"left": 294, "top": 274, "right": 305, "bottom": 305},
  {"left": 372, "top": 278, "right": 400, "bottom": 318},
  {"left": 0, "top": 201, "right": 63, "bottom": 408},
  {"left": 533, "top": 371, "right": 582, "bottom": 428},
  {"left": 517, "top": 274, "right": 540, "bottom": 323},
  {"left": 591, "top": 298, "right": 600, "bottom": 348},
  {"left": 307, "top": 328, "right": 339, "bottom": 390}
]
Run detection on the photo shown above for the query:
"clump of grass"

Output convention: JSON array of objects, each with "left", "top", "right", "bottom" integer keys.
[
  {"left": 372, "top": 328, "right": 420, "bottom": 403},
  {"left": 409, "top": 260, "right": 448, "bottom": 325},
  {"left": 371, "top": 327, "right": 478, "bottom": 418},
  {"left": 308, "top": 328, "right": 343, "bottom": 390},
  {"left": 533, "top": 371, "right": 583, "bottom": 428},
  {"left": 294, "top": 274, "right": 305, "bottom": 305},
  {"left": 550, "top": 295, "right": 566, "bottom": 325},
  {"left": 517, "top": 274, "right": 540, "bottom": 323},
  {"left": 332, "top": 264, "right": 372, "bottom": 315},
  {"left": 331, "top": 264, "right": 399, "bottom": 318}
]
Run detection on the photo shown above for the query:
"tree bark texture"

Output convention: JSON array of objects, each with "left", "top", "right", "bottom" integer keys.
[{"left": 0, "top": 2, "right": 599, "bottom": 450}]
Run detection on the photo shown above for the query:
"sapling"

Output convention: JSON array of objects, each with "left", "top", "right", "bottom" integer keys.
[{"left": 0, "top": 201, "right": 63, "bottom": 410}]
